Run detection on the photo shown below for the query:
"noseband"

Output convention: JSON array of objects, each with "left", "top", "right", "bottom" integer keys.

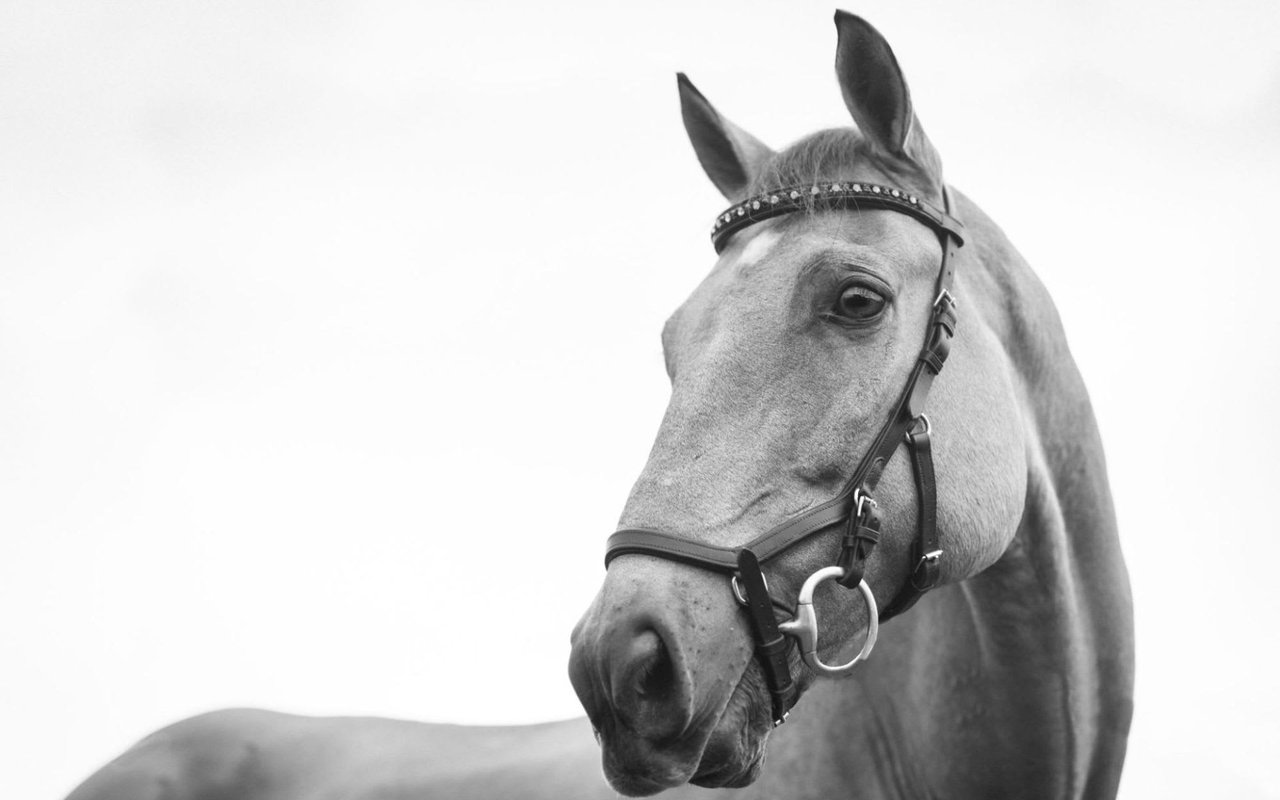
[{"left": 604, "top": 181, "right": 964, "bottom": 725}]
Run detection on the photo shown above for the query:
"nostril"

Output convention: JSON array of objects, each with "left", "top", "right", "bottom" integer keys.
[
  {"left": 612, "top": 628, "right": 689, "bottom": 741},
  {"left": 630, "top": 631, "right": 675, "bottom": 700}
]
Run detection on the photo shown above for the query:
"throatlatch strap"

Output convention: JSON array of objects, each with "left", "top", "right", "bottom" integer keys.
[{"left": 880, "top": 425, "right": 943, "bottom": 621}]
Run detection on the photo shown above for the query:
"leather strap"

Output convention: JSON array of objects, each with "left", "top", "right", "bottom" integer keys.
[
  {"left": 735, "top": 549, "right": 796, "bottom": 724},
  {"left": 711, "top": 181, "right": 964, "bottom": 254},
  {"left": 605, "top": 529, "right": 740, "bottom": 573},
  {"left": 879, "top": 424, "right": 942, "bottom": 621},
  {"left": 602, "top": 185, "right": 963, "bottom": 725},
  {"left": 836, "top": 495, "right": 881, "bottom": 589}
]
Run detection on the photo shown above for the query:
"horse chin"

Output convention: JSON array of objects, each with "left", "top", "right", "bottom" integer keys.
[
  {"left": 600, "top": 663, "right": 779, "bottom": 796},
  {"left": 600, "top": 736, "right": 701, "bottom": 797},
  {"left": 688, "top": 668, "right": 776, "bottom": 788},
  {"left": 690, "top": 738, "right": 766, "bottom": 788},
  {"left": 691, "top": 759, "right": 764, "bottom": 789}
]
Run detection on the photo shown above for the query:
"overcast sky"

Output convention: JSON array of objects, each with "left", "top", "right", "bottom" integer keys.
[{"left": 3, "top": 1, "right": 1279, "bottom": 798}]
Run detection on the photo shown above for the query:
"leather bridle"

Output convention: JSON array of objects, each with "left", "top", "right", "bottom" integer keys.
[{"left": 603, "top": 180, "right": 964, "bottom": 726}]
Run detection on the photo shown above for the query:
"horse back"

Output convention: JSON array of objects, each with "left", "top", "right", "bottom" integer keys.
[{"left": 64, "top": 708, "right": 616, "bottom": 800}]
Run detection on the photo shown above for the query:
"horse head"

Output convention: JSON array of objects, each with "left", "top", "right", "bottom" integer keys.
[{"left": 570, "top": 12, "right": 1033, "bottom": 796}]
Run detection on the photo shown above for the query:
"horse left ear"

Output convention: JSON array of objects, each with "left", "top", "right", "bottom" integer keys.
[
  {"left": 833, "top": 11, "right": 940, "bottom": 178},
  {"left": 678, "top": 73, "right": 775, "bottom": 201}
]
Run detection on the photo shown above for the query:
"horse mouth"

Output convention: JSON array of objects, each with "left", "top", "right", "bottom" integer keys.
[{"left": 598, "top": 661, "right": 776, "bottom": 796}]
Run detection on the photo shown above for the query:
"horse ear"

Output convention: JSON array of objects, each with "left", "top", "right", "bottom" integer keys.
[
  {"left": 833, "top": 11, "right": 939, "bottom": 176},
  {"left": 678, "top": 73, "right": 774, "bottom": 200}
]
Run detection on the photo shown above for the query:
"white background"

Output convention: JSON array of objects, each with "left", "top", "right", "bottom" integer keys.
[{"left": 3, "top": 1, "right": 1278, "bottom": 797}]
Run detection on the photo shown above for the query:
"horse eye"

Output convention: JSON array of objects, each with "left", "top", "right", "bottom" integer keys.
[{"left": 836, "top": 284, "right": 888, "bottom": 321}]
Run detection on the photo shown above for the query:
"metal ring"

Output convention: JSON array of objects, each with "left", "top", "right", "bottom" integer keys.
[{"left": 776, "top": 566, "right": 879, "bottom": 677}]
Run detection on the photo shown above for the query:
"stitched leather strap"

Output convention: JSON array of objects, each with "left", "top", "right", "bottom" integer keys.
[
  {"left": 836, "top": 497, "right": 881, "bottom": 589},
  {"left": 602, "top": 186, "right": 962, "bottom": 725},
  {"left": 605, "top": 529, "right": 740, "bottom": 572},
  {"left": 880, "top": 425, "right": 943, "bottom": 621}
]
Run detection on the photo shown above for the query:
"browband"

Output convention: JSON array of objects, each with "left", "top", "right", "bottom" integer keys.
[{"left": 710, "top": 181, "right": 963, "bottom": 254}]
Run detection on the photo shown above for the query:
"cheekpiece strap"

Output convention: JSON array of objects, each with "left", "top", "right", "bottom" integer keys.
[
  {"left": 711, "top": 182, "right": 964, "bottom": 254},
  {"left": 836, "top": 494, "right": 881, "bottom": 589}
]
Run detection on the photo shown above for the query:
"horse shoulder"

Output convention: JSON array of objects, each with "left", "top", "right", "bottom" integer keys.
[{"left": 68, "top": 711, "right": 618, "bottom": 800}]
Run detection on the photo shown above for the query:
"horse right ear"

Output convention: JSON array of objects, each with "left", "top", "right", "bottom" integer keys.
[
  {"left": 677, "top": 73, "right": 774, "bottom": 201},
  {"left": 832, "top": 11, "right": 940, "bottom": 179}
]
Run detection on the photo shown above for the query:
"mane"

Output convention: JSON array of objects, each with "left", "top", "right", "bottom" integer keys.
[{"left": 747, "top": 127, "right": 938, "bottom": 203}]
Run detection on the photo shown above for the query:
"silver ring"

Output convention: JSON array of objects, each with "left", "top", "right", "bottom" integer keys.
[{"left": 776, "top": 566, "right": 879, "bottom": 677}]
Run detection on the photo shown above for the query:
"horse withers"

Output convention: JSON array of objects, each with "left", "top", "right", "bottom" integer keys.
[
  {"left": 63, "top": 12, "right": 1133, "bottom": 800},
  {"left": 568, "top": 10, "right": 1134, "bottom": 800}
]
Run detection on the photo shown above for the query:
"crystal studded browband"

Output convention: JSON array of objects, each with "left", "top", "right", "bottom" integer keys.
[{"left": 711, "top": 181, "right": 964, "bottom": 253}]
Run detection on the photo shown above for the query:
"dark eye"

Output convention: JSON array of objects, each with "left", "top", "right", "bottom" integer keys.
[{"left": 835, "top": 284, "right": 888, "bottom": 322}]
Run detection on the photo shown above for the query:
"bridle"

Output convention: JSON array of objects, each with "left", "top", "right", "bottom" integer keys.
[{"left": 603, "top": 180, "right": 965, "bottom": 726}]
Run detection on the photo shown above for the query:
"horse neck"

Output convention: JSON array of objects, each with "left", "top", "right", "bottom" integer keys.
[{"left": 755, "top": 193, "right": 1135, "bottom": 800}]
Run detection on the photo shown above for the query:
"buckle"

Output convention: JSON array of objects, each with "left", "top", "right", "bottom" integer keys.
[
  {"left": 905, "top": 414, "right": 932, "bottom": 440},
  {"left": 731, "top": 571, "right": 768, "bottom": 606},
  {"left": 933, "top": 288, "right": 955, "bottom": 311},
  {"left": 910, "top": 549, "right": 943, "bottom": 591},
  {"left": 853, "top": 489, "right": 877, "bottom": 519}
]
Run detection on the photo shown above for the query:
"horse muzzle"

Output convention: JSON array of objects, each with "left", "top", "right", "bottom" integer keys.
[{"left": 568, "top": 559, "right": 759, "bottom": 795}]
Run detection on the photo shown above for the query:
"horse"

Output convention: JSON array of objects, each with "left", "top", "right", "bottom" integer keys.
[
  {"left": 63, "top": 11, "right": 1133, "bottom": 800},
  {"left": 567, "top": 10, "right": 1134, "bottom": 800}
]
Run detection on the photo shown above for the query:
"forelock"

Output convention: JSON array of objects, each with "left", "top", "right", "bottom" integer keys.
[
  {"left": 748, "top": 129, "right": 866, "bottom": 194},
  {"left": 746, "top": 128, "right": 937, "bottom": 202}
]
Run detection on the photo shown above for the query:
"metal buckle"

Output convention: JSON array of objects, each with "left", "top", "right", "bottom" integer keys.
[
  {"left": 730, "top": 572, "right": 767, "bottom": 606},
  {"left": 776, "top": 566, "right": 879, "bottom": 677},
  {"left": 910, "top": 549, "right": 943, "bottom": 591},
  {"left": 905, "top": 413, "right": 932, "bottom": 440},
  {"left": 933, "top": 288, "right": 955, "bottom": 310},
  {"left": 853, "top": 489, "right": 877, "bottom": 519}
]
